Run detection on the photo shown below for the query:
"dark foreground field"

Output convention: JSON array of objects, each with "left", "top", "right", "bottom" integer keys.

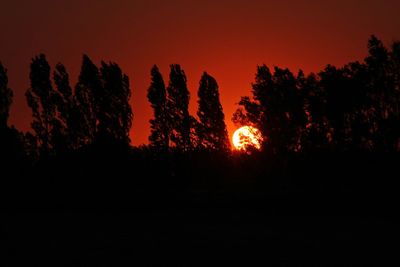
[
  {"left": 1, "top": 152, "right": 400, "bottom": 266},
  {"left": 2, "top": 209, "right": 399, "bottom": 266}
]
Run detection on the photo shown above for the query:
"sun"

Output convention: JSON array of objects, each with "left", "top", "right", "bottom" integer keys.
[{"left": 232, "top": 126, "right": 263, "bottom": 151}]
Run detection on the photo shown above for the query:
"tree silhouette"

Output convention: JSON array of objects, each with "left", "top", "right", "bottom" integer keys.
[
  {"left": 196, "top": 72, "right": 230, "bottom": 151},
  {"left": 388, "top": 40, "right": 400, "bottom": 150},
  {"left": 319, "top": 65, "right": 354, "bottom": 150},
  {"left": 25, "top": 54, "right": 59, "bottom": 155},
  {"left": 299, "top": 72, "right": 331, "bottom": 151},
  {"left": 52, "top": 63, "right": 73, "bottom": 152},
  {"left": 74, "top": 55, "right": 102, "bottom": 146},
  {"left": 97, "top": 61, "right": 132, "bottom": 145},
  {"left": 231, "top": 36, "right": 400, "bottom": 154},
  {"left": 342, "top": 61, "right": 373, "bottom": 151},
  {"left": 166, "top": 64, "right": 192, "bottom": 151},
  {"left": 364, "top": 36, "right": 399, "bottom": 151},
  {"left": 0, "top": 62, "right": 12, "bottom": 128},
  {"left": 0, "top": 64, "right": 25, "bottom": 166},
  {"left": 147, "top": 65, "right": 169, "bottom": 151},
  {"left": 232, "top": 66, "right": 272, "bottom": 150},
  {"left": 233, "top": 65, "right": 307, "bottom": 154}
]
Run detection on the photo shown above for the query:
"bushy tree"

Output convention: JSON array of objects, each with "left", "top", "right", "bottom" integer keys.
[
  {"left": 318, "top": 65, "right": 355, "bottom": 149},
  {"left": 388, "top": 40, "right": 400, "bottom": 150},
  {"left": 299, "top": 72, "right": 331, "bottom": 151},
  {"left": 363, "top": 36, "right": 400, "bottom": 151},
  {"left": 233, "top": 65, "right": 307, "bottom": 154}
]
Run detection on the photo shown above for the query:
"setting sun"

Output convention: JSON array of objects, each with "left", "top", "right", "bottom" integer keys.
[{"left": 232, "top": 126, "right": 263, "bottom": 151}]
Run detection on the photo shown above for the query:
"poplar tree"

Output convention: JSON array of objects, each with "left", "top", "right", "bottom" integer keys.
[
  {"left": 98, "top": 61, "right": 133, "bottom": 144},
  {"left": 196, "top": 72, "right": 230, "bottom": 151},
  {"left": 166, "top": 64, "right": 192, "bottom": 151},
  {"left": 25, "top": 54, "right": 58, "bottom": 155},
  {"left": 73, "top": 55, "right": 102, "bottom": 146},
  {"left": 147, "top": 65, "right": 169, "bottom": 151},
  {"left": 0, "top": 63, "right": 12, "bottom": 128},
  {"left": 53, "top": 63, "right": 73, "bottom": 150}
]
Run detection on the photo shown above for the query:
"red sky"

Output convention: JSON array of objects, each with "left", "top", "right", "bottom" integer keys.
[{"left": 1, "top": 0, "right": 400, "bottom": 145}]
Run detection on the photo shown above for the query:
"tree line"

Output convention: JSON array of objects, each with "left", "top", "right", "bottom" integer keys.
[
  {"left": 147, "top": 65, "right": 230, "bottom": 153},
  {"left": 0, "top": 55, "right": 230, "bottom": 161},
  {"left": 234, "top": 36, "right": 400, "bottom": 154},
  {"left": 1, "top": 36, "right": 400, "bottom": 163}
]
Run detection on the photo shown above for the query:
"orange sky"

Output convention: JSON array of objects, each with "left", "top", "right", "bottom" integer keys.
[{"left": 1, "top": 0, "right": 400, "bottom": 145}]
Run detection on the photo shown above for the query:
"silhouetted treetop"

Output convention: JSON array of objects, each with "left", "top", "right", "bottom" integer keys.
[
  {"left": 98, "top": 61, "right": 133, "bottom": 145},
  {"left": 233, "top": 65, "right": 306, "bottom": 154},
  {"left": 197, "top": 72, "right": 230, "bottom": 151},
  {"left": 0, "top": 62, "right": 12, "bottom": 128},
  {"left": 52, "top": 63, "right": 73, "bottom": 152},
  {"left": 74, "top": 54, "right": 102, "bottom": 146},
  {"left": 167, "top": 64, "right": 192, "bottom": 151},
  {"left": 0, "top": 62, "right": 25, "bottom": 164},
  {"left": 233, "top": 35, "right": 400, "bottom": 153},
  {"left": 148, "top": 65, "right": 169, "bottom": 151},
  {"left": 25, "top": 54, "right": 59, "bottom": 155}
]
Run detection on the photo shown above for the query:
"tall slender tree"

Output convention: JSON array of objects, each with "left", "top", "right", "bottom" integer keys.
[
  {"left": 53, "top": 63, "right": 73, "bottom": 151},
  {"left": 98, "top": 61, "right": 133, "bottom": 144},
  {"left": 147, "top": 65, "right": 169, "bottom": 151},
  {"left": 0, "top": 62, "right": 25, "bottom": 163},
  {"left": 196, "top": 72, "right": 230, "bottom": 151},
  {"left": 0, "top": 62, "right": 12, "bottom": 128},
  {"left": 166, "top": 64, "right": 192, "bottom": 151},
  {"left": 73, "top": 55, "right": 102, "bottom": 146},
  {"left": 25, "top": 54, "right": 58, "bottom": 155}
]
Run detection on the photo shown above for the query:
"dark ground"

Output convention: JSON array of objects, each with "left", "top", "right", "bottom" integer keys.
[
  {"left": 1, "top": 152, "right": 400, "bottom": 266},
  {"left": 2, "top": 206, "right": 399, "bottom": 266}
]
